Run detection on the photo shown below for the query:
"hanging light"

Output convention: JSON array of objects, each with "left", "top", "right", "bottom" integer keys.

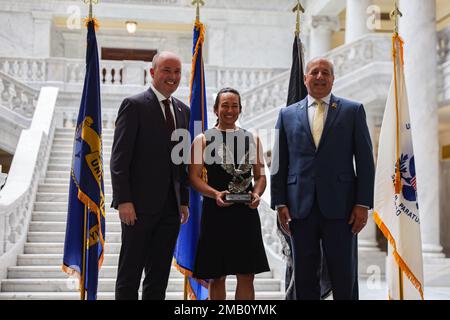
[{"left": 125, "top": 21, "right": 137, "bottom": 34}]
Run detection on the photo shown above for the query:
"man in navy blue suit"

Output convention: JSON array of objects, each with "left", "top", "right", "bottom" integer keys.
[{"left": 271, "top": 58, "right": 375, "bottom": 300}]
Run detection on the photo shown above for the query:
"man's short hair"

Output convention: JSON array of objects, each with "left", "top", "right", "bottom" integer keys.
[{"left": 151, "top": 52, "right": 161, "bottom": 70}]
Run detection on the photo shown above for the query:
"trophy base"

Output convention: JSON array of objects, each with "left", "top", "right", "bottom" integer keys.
[{"left": 224, "top": 193, "right": 252, "bottom": 204}]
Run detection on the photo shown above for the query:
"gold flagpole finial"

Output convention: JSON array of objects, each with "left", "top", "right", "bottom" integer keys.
[
  {"left": 292, "top": 1, "right": 305, "bottom": 36},
  {"left": 83, "top": 0, "right": 98, "bottom": 20},
  {"left": 390, "top": 0, "right": 402, "bottom": 35},
  {"left": 192, "top": 0, "right": 205, "bottom": 23}
]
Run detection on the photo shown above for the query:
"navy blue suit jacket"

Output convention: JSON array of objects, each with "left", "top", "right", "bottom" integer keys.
[{"left": 270, "top": 95, "right": 375, "bottom": 220}]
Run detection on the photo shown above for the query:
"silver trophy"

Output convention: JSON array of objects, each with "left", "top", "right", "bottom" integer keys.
[{"left": 218, "top": 143, "right": 253, "bottom": 203}]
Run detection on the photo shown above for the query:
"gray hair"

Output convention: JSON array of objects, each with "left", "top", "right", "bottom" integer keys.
[{"left": 305, "top": 57, "right": 334, "bottom": 76}]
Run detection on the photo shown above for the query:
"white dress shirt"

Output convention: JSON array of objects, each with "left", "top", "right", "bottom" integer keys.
[
  {"left": 150, "top": 83, "right": 176, "bottom": 123},
  {"left": 306, "top": 93, "right": 331, "bottom": 132}
]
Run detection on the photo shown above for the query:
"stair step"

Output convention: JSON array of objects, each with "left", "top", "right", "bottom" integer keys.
[
  {"left": 45, "top": 171, "right": 112, "bottom": 179},
  {"left": 36, "top": 193, "right": 112, "bottom": 202},
  {"left": 34, "top": 202, "right": 114, "bottom": 212},
  {"left": 50, "top": 151, "right": 111, "bottom": 158},
  {"left": 32, "top": 212, "right": 119, "bottom": 222},
  {"left": 45, "top": 178, "right": 112, "bottom": 184},
  {"left": 6, "top": 266, "right": 179, "bottom": 279},
  {"left": 7, "top": 265, "right": 273, "bottom": 280},
  {"left": 27, "top": 232, "right": 121, "bottom": 244},
  {"left": 48, "top": 158, "right": 111, "bottom": 165},
  {"left": 38, "top": 184, "right": 112, "bottom": 193},
  {"left": 52, "top": 145, "right": 112, "bottom": 152},
  {"left": 55, "top": 128, "right": 114, "bottom": 135},
  {"left": 47, "top": 164, "right": 111, "bottom": 172},
  {"left": 24, "top": 242, "right": 121, "bottom": 254},
  {"left": 17, "top": 254, "right": 120, "bottom": 266},
  {"left": 1, "top": 278, "right": 281, "bottom": 293},
  {"left": 52, "top": 136, "right": 114, "bottom": 142},
  {"left": 28, "top": 221, "right": 121, "bottom": 232},
  {"left": 53, "top": 137, "right": 113, "bottom": 144},
  {"left": 0, "top": 291, "right": 284, "bottom": 300}
]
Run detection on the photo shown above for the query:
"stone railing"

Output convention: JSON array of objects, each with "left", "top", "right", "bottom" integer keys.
[
  {"left": 0, "top": 71, "right": 39, "bottom": 119},
  {"left": 239, "top": 33, "right": 392, "bottom": 124},
  {"left": 0, "top": 87, "right": 59, "bottom": 280},
  {"left": 438, "top": 25, "right": 450, "bottom": 65},
  {"left": 0, "top": 58, "right": 46, "bottom": 83},
  {"left": 0, "top": 56, "right": 284, "bottom": 92},
  {"left": 56, "top": 107, "right": 117, "bottom": 130}
]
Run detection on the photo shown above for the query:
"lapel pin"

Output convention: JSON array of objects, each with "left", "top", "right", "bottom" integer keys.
[
  {"left": 331, "top": 102, "right": 337, "bottom": 109},
  {"left": 177, "top": 107, "right": 181, "bottom": 112}
]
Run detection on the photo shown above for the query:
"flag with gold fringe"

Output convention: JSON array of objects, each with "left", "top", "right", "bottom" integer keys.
[
  {"left": 62, "top": 18, "right": 105, "bottom": 300},
  {"left": 373, "top": 33, "right": 424, "bottom": 300},
  {"left": 173, "top": 20, "right": 208, "bottom": 300}
]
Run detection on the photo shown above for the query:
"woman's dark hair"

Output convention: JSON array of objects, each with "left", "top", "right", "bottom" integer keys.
[{"left": 213, "top": 87, "right": 242, "bottom": 126}]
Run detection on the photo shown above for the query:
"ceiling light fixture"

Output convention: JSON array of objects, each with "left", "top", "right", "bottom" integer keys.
[{"left": 126, "top": 21, "right": 138, "bottom": 34}]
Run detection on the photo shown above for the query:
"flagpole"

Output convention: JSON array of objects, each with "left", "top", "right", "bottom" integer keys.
[
  {"left": 183, "top": 0, "right": 205, "bottom": 301},
  {"left": 293, "top": 1, "right": 305, "bottom": 104},
  {"left": 83, "top": 0, "right": 98, "bottom": 20},
  {"left": 79, "top": 0, "right": 98, "bottom": 301},
  {"left": 80, "top": 205, "right": 87, "bottom": 300},
  {"left": 390, "top": 0, "right": 404, "bottom": 300},
  {"left": 183, "top": 274, "right": 188, "bottom": 300},
  {"left": 292, "top": 0, "right": 305, "bottom": 37},
  {"left": 192, "top": 0, "right": 204, "bottom": 23}
]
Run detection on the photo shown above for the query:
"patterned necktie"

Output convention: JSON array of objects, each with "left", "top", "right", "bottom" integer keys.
[
  {"left": 162, "top": 98, "right": 175, "bottom": 138},
  {"left": 312, "top": 99, "right": 325, "bottom": 147}
]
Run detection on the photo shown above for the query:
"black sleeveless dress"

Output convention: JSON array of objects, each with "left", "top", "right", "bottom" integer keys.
[{"left": 192, "top": 128, "right": 270, "bottom": 279}]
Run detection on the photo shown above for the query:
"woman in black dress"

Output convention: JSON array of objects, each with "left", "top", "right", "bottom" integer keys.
[{"left": 189, "top": 87, "right": 270, "bottom": 300}]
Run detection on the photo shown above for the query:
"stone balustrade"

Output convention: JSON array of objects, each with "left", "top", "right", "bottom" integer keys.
[
  {"left": 438, "top": 25, "right": 450, "bottom": 65},
  {"left": 57, "top": 107, "right": 117, "bottom": 130},
  {"left": 239, "top": 34, "right": 392, "bottom": 127},
  {"left": 0, "top": 58, "right": 46, "bottom": 83},
  {"left": 0, "top": 57, "right": 284, "bottom": 92},
  {"left": 0, "top": 87, "right": 58, "bottom": 279},
  {"left": 0, "top": 71, "right": 39, "bottom": 120}
]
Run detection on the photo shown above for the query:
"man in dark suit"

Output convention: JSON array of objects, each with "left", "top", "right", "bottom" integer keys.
[
  {"left": 271, "top": 58, "right": 375, "bottom": 300},
  {"left": 111, "top": 51, "right": 190, "bottom": 300}
]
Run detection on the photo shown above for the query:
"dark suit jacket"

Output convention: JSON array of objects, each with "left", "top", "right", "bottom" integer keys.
[
  {"left": 271, "top": 94, "right": 375, "bottom": 220},
  {"left": 110, "top": 87, "right": 190, "bottom": 215}
]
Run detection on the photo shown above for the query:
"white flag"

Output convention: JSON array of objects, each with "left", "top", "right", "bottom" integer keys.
[{"left": 373, "top": 35, "right": 424, "bottom": 300}]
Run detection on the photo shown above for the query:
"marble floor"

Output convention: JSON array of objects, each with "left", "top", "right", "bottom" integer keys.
[{"left": 358, "top": 280, "right": 450, "bottom": 300}]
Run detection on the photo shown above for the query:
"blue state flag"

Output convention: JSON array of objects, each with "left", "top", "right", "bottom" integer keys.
[
  {"left": 173, "top": 20, "right": 208, "bottom": 300},
  {"left": 62, "top": 19, "right": 105, "bottom": 301}
]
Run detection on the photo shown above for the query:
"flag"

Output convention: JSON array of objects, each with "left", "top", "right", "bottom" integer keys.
[
  {"left": 62, "top": 19, "right": 105, "bottom": 300},
  {"left": 278, "top": 34, "right": 332, "bottom": 300},
  {"left": 173, "top": 20, "right": 208, "bottom": 300},
  {"left": 373, "top": 34, "right": 424, "bottom": 300},
  {"left": 286, "top": 34, "right": 307, "bottom": 106}
]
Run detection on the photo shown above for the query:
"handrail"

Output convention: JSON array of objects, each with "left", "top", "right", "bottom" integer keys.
[{"left": 0, "top": 87, "right": 58, "bottom": 280}]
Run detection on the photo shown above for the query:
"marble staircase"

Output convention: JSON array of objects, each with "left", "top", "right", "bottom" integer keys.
[{"left": 0, "top": 128, "right": 285, "bottom": 300}]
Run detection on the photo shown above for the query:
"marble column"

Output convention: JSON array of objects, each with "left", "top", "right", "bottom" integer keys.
[
  {"left": 400, "top": 0, "right": 444, "bottom": 258},
  {"left": 206, "top": 20, "right": 226, "bottom": 66},
  {"left": 308, "top": 15, "right": 340, "bottom": 59},
  {"left": 359, "top": 109, "right": 386, "bottom": 277},
  {"left": 31, "top": 11, "right": 53, "bottom": 57},
  {"left": 345, "top": 0, "right": 372, "bottom": 44}
]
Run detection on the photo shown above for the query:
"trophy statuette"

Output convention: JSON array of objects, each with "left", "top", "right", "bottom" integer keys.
[{"left": 217, "top": 142, "right": 253, "bottom": 204}]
